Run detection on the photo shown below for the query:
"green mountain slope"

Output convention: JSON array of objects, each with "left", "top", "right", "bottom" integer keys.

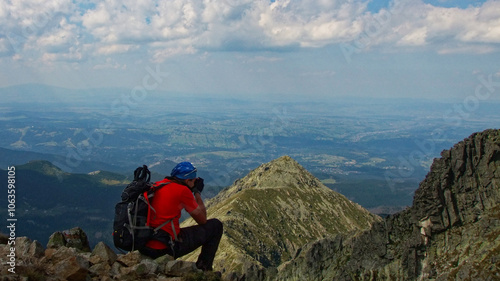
[
  {"left": 0, "top": 160, "right": 126, "bottom": 248},
  {"left": 0, "top": 147, "right": 126, "bottom": 174},
  {"left": 182, "top": 156, "right": 381, "bottom": 274}
]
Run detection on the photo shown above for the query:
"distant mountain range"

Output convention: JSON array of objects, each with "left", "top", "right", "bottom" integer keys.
[
  {"left": 0, "top": 147, "right": 125, "bottom": 174},
  {"left": 0, "top": 83, "right": 133, "bottom": 106},
  {"left": 0, "top": 160, "right": 126, "bottom": 248}
]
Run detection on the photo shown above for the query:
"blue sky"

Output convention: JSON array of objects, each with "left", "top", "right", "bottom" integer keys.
[{"left": 0, "top": 0, "right": 499, "bottom": 100}]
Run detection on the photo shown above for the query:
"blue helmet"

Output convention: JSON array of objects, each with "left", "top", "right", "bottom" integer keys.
[{"left": 171, "top": 162, "right": 197, "bottom": 179}]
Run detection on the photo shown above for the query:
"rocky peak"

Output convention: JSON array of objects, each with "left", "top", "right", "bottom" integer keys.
[
  {"left": 182, "top": 155, "right": 381, "bottom": 277},
  {"left": 240, "top": 155, "right": 323, "bottom": 190},
  {"left": 412, "top": 129, "right": 500, "bottom": 233},
  {"left": 276, "top": 129, "right": 500, "bottom": 280},
  {"left": 209, "top": 155, "right": 326, "bottom": 206}
]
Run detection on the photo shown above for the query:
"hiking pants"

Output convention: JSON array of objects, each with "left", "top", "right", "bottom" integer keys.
[{"left": 141, "top": 218, "right": 223, "bottom": 271}]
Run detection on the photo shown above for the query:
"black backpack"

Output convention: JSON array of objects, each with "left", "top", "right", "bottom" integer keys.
[{"left": 112, "top": 165, "right": 171, "bottom": 252}]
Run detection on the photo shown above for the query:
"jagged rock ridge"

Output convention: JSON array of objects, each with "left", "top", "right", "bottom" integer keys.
[
  {"left": 276, "top": 129, "right": 500, "bottom": 280},
  {"left": 182, "top": 155, "right": 381, "bottom": 276}
]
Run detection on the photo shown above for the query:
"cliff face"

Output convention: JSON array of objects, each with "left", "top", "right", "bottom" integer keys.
[
  {"left": 277, "top": 129, "right": 500, "bottom": 280},
  {"left": 181, "top": 155, "right": 381, "bottom": 276}
]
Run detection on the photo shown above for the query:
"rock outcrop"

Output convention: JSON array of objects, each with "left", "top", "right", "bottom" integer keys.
[
  {"left": 276, "top": 129, "right": 500, "bottom": 280},
  {"left": 181, "top": 155, "right": 381, "bottom": 279},
  {"left": 0, "top": 227, "right": 221, "bottom": 281},
  {"left": 46, "top": 227, "right": 91, "bottom": 252}
]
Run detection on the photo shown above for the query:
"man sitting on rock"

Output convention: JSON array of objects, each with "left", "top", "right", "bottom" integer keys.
[{"left": 140, "top": 161, "right": 223, "bottom": 272}]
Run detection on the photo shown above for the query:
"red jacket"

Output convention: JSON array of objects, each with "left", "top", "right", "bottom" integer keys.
[{"left": 146, "top": 178, "right": 198, "bottom": 249}]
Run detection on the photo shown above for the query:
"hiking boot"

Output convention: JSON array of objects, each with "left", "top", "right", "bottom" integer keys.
[{"left": 196, "top": 260, "right": 213, "bottom": 271}]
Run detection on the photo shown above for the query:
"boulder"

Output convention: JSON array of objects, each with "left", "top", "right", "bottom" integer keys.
[
  {"left": 15, "top": 237, "right": 44, "bottom": 260},
  {"left": 47, "top": 227, "right": 91, "bottom": 252},
  {"left": 120, "top": 258, "right": 158, "bottom": 277},
  {"left": 47, "top": 231, "right": 66, "bottom": 249},
  {"left": 89, "top": 261, "right": 112, "bottom": 278},
  {"left": 63, "top": 227, "right": 91, "bottom": 252},
  {"left": 164, "top": 260, "right": 200, "bottom": 276},
  {"left": 42, "top": 246, "right": 90, "bottom": 281},
  {"left": 89, "top": 241, "right": 117, "bottom": 266},
  {"left": 116, "top": 250, "right": 145, "bottom": 267},
  {"left": 52, "top": 255, "right": 90, "bottom": 281}
]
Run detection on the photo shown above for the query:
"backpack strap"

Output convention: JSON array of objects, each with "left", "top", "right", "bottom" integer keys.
[
  {"left": 153, "top": 220, "right": 178, "bottom": 241},
  {"left": 145, "top": 182, "right": 170, "bottom": 221},
  {"left": 149, "top": 181, "right": 169, "bottom": 193}
]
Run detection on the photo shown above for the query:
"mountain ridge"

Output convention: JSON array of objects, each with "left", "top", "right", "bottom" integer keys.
[
  {"left": 0, "top": 147, "right": 127, "bottom": 174},
  {"left": 0, "top": 160, "right": 126, "bottom": 249},
  {"left": 182, "top": 155, "right": 381, "bottom": 275},
  {"left": 276, "top": 128, "right": 500, "bottom": 280},
  {"left": 207, "top": 156, "right": 329, "bottom": 206}
]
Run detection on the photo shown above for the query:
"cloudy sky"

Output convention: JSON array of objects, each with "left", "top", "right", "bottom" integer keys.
[{"left": 1, "top": 0, "right": 499, "bottom": 100}]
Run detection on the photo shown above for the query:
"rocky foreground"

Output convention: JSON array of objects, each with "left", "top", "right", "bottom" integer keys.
[{"left": 0, "top": 227, "right": 222, "bottom": 281}]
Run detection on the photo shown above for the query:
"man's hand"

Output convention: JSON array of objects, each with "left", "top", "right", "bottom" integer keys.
[
  {"left": 192, "top": 178, "right": 204, "bottom": 194},
  {"left": 190, "top": 192, "right": 207, "bottom": 224}
]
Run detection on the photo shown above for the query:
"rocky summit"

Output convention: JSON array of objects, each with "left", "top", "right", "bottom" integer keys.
[
  {"left": 181, "top": 155, "right": 381, "bottom": 278},
  {"left": 276, "top": 129, "right": 500, "bottom": 280}
]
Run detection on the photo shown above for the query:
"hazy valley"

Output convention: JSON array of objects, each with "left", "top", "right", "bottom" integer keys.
[
  {"left": 1, "top": 84, "right": 499, "bottom": 249},
  {"left": 2, "top": 86, "right": 499, "bottom": 192}
]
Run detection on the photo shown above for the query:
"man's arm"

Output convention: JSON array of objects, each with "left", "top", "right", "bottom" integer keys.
[{"left": 189, "top": 193, "right": 207, "bottom": 225}]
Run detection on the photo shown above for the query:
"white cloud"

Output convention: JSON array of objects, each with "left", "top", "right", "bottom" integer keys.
[
  {"left": 371, "top": 0, "right": 500, "bottom": 52},
  {"left": 80, "top": 0, "right": 204, "bottom": 44},
  {"left": 397, "top": 27, "right": 428, "bottom": 46},
  {"left": 1, "top": 0, "right": 499, "bottom": 67},
  {"left": 1, "top": 0, "right": 73, "bottom": 31},
  {"left": 36, "top": 18, "right": 79, "bottom": 52},
  {"left": 256, "top": 0, "right": 367, "bottom": 47},
  {"left": 76, "top": 0, "right": 370, "bottom": 53},
  {"left": 461, "top": 2, "right": 500, "bottom": 43},
  {"left": 96, "top": 44, "right": 138, "bottom": 55},
  {"left": 0, "top": 0, "right": 79, "bottom": 63},
  {"left": 80, "top": 2, "right": 110, "bottom": 27},
  {"left": 41, "top": 46, "right": 83, "bottom": 63},
  {"left": 150, "top": 45, "right": 197, "bottom": 63}
]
